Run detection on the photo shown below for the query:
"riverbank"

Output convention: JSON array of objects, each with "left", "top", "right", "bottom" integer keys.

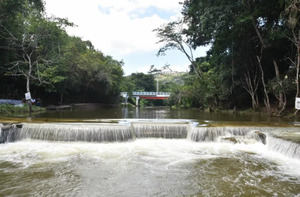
[
  {"left": 169, "top": 104, "right": 300, "bottom": 119},
  {"left": 0, "top": 104, "right": 46, "bottom": 114}
]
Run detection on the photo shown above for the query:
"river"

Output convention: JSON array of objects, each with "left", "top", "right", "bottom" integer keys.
[{"left": 0, "top": 105, "right": 300, "bottom": 196}]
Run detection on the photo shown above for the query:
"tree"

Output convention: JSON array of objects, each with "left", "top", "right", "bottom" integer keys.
[
  {"left": 174, "top": 0, "right": 295, "bottom": 113},
  {"left": 129, "top": 73, "right": 155, "bottom": 92},
  {"left": 0, "top": 0, "right": 124, "bottom": 107},
  {"left": 1, "top": 0, "right": 50, "bottom": 113},
  {"left": 283, "top": 0, "right": 300, "bottom": 114},
  {"left": 154, "top": 21, "right": 202, "bottom": 79}
]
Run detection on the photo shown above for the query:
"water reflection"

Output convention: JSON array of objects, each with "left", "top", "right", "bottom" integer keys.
[
  {"left": 122, "top": 107, "right": 128, "bottom": 119},
  {"left": 1, "top": 104, "right": 299, "bottom": 125}
]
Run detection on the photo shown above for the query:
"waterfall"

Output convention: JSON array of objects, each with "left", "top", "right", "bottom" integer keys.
[
  {"left": 1, "top": 122, "right": 300, "bottom": 160},
  {"left": 0, "top": 122, "right": 191, "bottom": 142},
  {"left": 189, "top": 127, "right": 266, "bottom": 143},
  {"left": 4, "top": 123, "right": 133, "bottom": 143},
  {"left": 267, "top": 136, "right": 300, "bottom": 159},
  {"left": 0, "top": 124, "right": 20, "bottom": 143},
  {"left": 132, "top": 123, "right": 188, "bottom": 139},
  {"left": 0, "top": 125, "right": 3, "bottom": 143},
  {"left": 189, "top": 126, "right": 300, "bottom": 159}
]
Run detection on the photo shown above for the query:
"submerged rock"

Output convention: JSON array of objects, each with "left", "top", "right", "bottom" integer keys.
[
  {"left": 254, "top": 131, "right": 266, "bottom": 145},
  {"left": 16, "top": 124, "right": 23, "bottom": 128}
]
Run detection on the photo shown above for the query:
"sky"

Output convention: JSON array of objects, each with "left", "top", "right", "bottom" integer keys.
[{"left": 45, "top": 0, "right": 209, "bottom": 75}]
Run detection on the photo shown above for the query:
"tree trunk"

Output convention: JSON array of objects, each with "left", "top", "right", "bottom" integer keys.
[
  {"left": 252, "top": 20, "right": 266, "bottom": 48},
  {"left": 60, "top": 93, "right": 64, "bottom": 105},
  {"left": 295, "top": 30, "right": 300, "bottom": 115},
  {"left": 257, "top": 56, "right": 271, "bottom": 115},
  {"left": 27, "top": 57, "right": 32, "bottom": 116},
  {"left": 250, "top": 95, "right": 258, "bottom": 110},
  {"left": 252, "top": 19, "right": 272, "bottom": 114},
  {"left": 242, "top": 70, "right": 259, "bottom": 110},
  {"left": 26, "top": 76, "right": 32, "bottom": 116},
  {"left": 273, "top": 60, "right": 285, "bottom": 111},
  {"left": 178, "top": 42, "right": 202, "bottom": 79}
]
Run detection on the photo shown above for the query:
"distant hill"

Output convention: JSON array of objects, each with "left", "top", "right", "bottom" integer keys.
[{"left": 155, "top": 71, "right": 187, "bottom": 91}]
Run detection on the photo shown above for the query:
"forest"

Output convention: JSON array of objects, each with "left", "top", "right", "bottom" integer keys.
[
  {"left": 1, "top": 0, "right": 300, "bottom": 116},
  {"left": 0, "top": 0, "right": 123, "bottom": 105},
  {"left": 154, "top": 0, "right": 300, "bottom": 116}
]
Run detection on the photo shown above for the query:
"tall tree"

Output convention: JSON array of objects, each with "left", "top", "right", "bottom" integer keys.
[
  {"left": 154, "top": 21, "right": 202, "bottom": 79},
  {"left": 175, "top": 0, "right": 294, "bottom": 113},
  {"left": 284, "top": 0, "right": 300, "bottom": 114}
]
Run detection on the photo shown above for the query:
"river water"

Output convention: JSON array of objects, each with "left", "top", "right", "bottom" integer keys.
[{"left": 0, "top": 105, "right": 300, "bottom": 196}]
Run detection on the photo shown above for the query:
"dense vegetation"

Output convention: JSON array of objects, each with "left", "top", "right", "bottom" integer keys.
[
  {"left": 0, "top": 0, "right": 123, "bottom": 105},
  {"left": 121, "top": 73, "right": 156, "bottom": 93},
  {"left": 155, "top": 0, "right": 300, "bottom": 115},
  {"left": 1, "top": 0, "right": 299, "bottom": 116},
  {"left": 0, "top": 104, "right": 45, "bottom": 114}
]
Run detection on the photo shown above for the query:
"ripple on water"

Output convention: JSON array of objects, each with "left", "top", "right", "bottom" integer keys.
[{"left": 0, "top": 139, "right": 300, "bottom": 197}]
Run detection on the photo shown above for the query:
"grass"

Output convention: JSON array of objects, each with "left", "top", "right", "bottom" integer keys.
[{"left": 0, "top": 104, "right": 46, "bottom": 114}]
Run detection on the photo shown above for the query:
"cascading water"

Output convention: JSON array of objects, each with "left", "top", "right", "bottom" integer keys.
[
  {"left": 189, "top": 127, "right": 267, "bottom": 144},
  {"left": 189, "top": 127, "right": 250, "bottom": 141},
  {"left": 0, "top": 124, "right": 20, "bottom": 143},
  {"left": 189, "top": 126, "right": 300, "bottom": 159},
  {"left": 0, "top": 121, "right": 192, "bottom": 143},
  {"left": 1, "top": 121, "right": 299, "bottom": 160},
  {"left": 267, "top": 136, "right": 300, "bottom": 159},
  {"left": 7, "top": 123, "right": 133, "bottom": 143},
  {"left": 132, "top": 123, "right": 188, "bottom": 138},
  {"left": 1, "top": 120, "right": 300, "bottom": 196}
]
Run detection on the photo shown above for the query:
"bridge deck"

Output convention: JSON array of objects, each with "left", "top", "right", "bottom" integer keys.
[
  {"left": 132, "top": 92, "right": 170, "bottom": 97},
  {"left": 121, "top": 91, "right": 171, "bottom": 101}
]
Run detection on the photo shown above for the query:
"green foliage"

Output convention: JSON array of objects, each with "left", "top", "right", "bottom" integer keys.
[
  {"left": 121, "top": 73, "right": 155, "bottom": 92},
  {"left": 0, "top": 0, "right": 124, "bottom": 104},
  {"left": 0, "top": 104, "right": 45, "bottom": 114},
  {"left": 168, "top": 62, "right": 230, "bottom": 109},
  {"left": 160, "top": 0, "right": 299, "bottom": 111}
]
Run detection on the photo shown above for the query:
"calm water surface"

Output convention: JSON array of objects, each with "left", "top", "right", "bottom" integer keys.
[{"left": 2, "top": 104, "right": 298, "bottom": 125}]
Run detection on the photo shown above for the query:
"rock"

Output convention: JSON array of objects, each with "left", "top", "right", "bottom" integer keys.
[
  {"left": 254, "top": 131, "right": 266, "bottom": 145},
  {"left": 16, "top": 124, "right": 23, "bottom": 128}
]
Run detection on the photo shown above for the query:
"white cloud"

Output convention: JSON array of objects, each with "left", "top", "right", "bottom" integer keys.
[
  {"left": 44, "top": 0, "right": 183, "bottom": 57},
  {"left": 43, "top": 0, "right": 212, "bottom": 75}
]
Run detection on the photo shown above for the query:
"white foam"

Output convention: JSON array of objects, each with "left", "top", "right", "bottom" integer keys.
[{"left": 1, "top": 139, "right": 300, "bottom": 178}]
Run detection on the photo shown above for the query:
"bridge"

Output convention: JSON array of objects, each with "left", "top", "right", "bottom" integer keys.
[{"left": 121, "top": 92, "right": 171, "bottom": 106}]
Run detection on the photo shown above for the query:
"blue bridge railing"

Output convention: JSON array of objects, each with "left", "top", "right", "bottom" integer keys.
[{"left": 132, "top": 92, "right": 170, "bottom": 97}]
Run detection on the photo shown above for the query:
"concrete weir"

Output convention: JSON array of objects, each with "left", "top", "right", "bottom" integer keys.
[
  {"left": 0, "top": 120, "right": 193, "bottom": 143},
  {"left": 0, "top": 120, "right": 300, "bottom": 159}
]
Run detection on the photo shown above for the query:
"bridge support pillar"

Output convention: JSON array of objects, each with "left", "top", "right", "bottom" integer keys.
[
  {"left": 124, "top": 96, "right": 128, "bottom": 105},
  {"left": 135, "top": 96, "right": 140, "bottom": 106}
]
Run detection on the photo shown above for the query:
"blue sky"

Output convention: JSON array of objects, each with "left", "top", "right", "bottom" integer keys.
[{"left": 45, "top": 0, "right": 209, "bottom": 75}]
